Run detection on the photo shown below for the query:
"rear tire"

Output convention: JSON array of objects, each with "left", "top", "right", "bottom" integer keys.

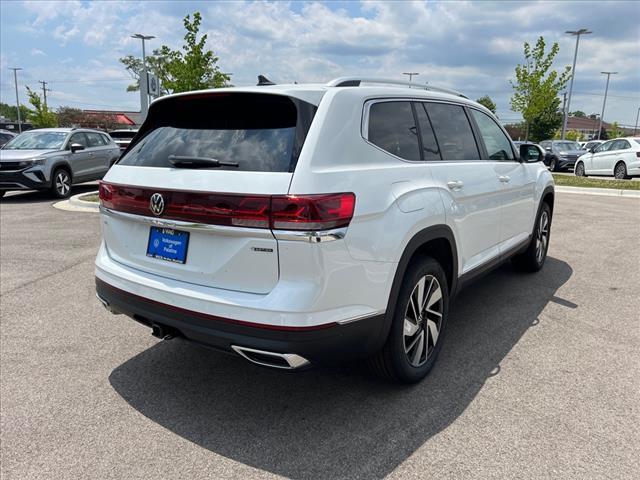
[
  {"left": 369, "top": 256, "right": 449, "bottom": 384},
  {"left": 512, "top": 202, "right": 551, "bottom": 272},
  {"left": 50, "top": 168, "right": 72, "bottom": 199},
  {"left": 549, "top": 158, "right": 558, "bottom": 172},
  {"left": 614, "top": 162, "right": 628, "bottom": 180}
]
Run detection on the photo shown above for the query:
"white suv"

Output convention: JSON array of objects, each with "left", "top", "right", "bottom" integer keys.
[{"left": 95, "top": 77, "right": 554, "bottom": 383}]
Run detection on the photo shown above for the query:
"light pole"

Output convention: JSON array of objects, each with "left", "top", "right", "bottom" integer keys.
[
  {"left": 402, "top": 72, "right": 419, "bottom": 85},
  {"left": 10, "top": 67, "right": 23, "bottom": 133},
  {"left": 634, "top": 107, "right": 640, "bottom": 135},
  {"left": 561, "top": 28, "right": 592, "bottom": 139},
  {"left": 597, "top": 71, "right": 617, "bottom": 140},
  {"left": 131, "top": 33, "right": 155, "bottom": 118}
]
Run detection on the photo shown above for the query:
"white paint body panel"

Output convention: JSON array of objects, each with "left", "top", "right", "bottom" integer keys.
[{"left": 96, "top": 84, "right": 554, "bottom": 328}]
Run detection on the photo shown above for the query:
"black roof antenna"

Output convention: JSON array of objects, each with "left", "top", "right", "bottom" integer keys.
[{"left": 257, "top": 75, "right": 276, "bottom": 86}]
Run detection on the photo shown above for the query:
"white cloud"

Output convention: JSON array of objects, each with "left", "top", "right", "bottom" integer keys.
[{"left": 30, "top": 48, "right": 46, "bottom": 56}]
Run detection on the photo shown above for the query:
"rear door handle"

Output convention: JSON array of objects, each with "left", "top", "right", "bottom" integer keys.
[
  {"left": 447, "top": 180, "right": 464, "bottom": 191},
  {"left": 499, "top": 175, "right": 511, "bottom": 183}
]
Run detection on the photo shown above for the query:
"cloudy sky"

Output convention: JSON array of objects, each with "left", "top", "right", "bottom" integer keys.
[{"left": 1, "top": 0, "right": 639, "bottom": 126}]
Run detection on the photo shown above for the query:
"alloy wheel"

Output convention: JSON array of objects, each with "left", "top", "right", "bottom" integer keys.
[
  {"left": 576, "top": 163, "right": 585, "bottom": 176},
  {"left": 535, "top": 210, "right": 549, "bottom": 264},
  {"left": 614, "top": 164, "right": 626, "bottom": 180},
  {"left": 403, "top": 275, "right": 443, "bottom": 367},
  {"left": 55, "top": 171, "right": 71, "bottom": 197}
]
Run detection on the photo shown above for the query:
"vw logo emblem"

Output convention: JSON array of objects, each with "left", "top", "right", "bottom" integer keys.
[{"left": 149, "top": 193, "right": 165, "bottom": 216}]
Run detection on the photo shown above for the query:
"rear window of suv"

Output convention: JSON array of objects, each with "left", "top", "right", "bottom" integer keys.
[{"left": 119, "top": 93, "right": 316, "bottom": 172}]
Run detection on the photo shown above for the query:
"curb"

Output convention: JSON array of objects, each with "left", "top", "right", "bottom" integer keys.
[
  {"left": 556, "top": 186, "right": 640, "bottom": 198},
  {"left": 69, "top": 191, "right": 100, "bottom": 209},
  {"left": 53, "top": 191, "right": 99, "bottom": 213}
]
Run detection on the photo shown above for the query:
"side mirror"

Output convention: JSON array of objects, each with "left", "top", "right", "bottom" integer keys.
[
  {"left": 520, "top": 144, "right": 542, "bottom": 163},
  {"left": 70, "top": 143, "right": 85, "bottom": 153},
  {"left": 588, "top": 147, "right": 596, "bottom": 153}
]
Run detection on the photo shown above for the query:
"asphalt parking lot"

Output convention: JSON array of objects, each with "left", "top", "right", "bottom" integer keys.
[{"left": 1, "top": 189, "right": 639, "bottom": 480}]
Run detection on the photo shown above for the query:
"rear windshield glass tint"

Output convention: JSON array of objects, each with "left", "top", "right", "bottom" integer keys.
[{"left": 119, "top": 93, "right": 316, "bottom": 172}]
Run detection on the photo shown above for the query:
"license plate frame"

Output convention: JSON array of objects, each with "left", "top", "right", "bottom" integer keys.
[{"left": 146, "top": 227, "right": 190, "bottom": 264}]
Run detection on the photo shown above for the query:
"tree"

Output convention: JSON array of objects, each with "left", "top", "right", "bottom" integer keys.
[
  {"left": 528, "top": 100, "right": 563, "bottom": 142},
  {"left": 25, "top": 87, "right": 57, "bottom": 127},
  {"left": 504, "top": 122, "right": 526, "bottom": 141},
  {"left": 607, "top": 122, "right": 624, "bottom": 138},
  {"left": 56, "top": 106, "right": 84, "bottom": 127},
  {"left": 120, "top": 51, "right": 171, "bottom": 95},
  {"left": 476, "top": 95, "right": 497, "bottom": 114},
  {"left": 510, "top": 36, "right": 571, "bottom": 140},
  {"left": 570, "top": 110, "right": 586, "bottom": 118},
  {"left": 0, "top": 102, "right": 32, "bottom": 122},
  {"left": 158, "top": 12, "right": 231, "bottom": 93},
  {"left": 565, "top": 129, "right": 581, "bottom": 141}
]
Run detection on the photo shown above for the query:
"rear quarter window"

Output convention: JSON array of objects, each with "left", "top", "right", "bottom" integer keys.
[{"left": 119, "top": 93, "right": 316, "bottom": 172}]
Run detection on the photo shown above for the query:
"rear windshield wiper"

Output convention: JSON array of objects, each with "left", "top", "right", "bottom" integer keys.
[{"left": 168, "top": 155, "right": 239, "bottom": 168}]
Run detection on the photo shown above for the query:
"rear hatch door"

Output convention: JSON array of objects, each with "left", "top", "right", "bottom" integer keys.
[{"left": 100, "top": 92, "right": 316, "bottom": 294}]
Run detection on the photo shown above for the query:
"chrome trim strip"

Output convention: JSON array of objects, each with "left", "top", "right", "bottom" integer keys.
[
  {"left": 99, "top": 206, "right": 275, "bottom": 238},
  {"left": 337, "top": 310, "right": 386, "bottom": 325},
  {"left": 231, "top": 345, "right": 310, "bottom": 370},
  {"left": 272, "top": 227, "right": 347, "bottom": 243}
]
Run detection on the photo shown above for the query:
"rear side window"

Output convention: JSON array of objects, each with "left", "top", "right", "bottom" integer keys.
[
  {"left": 470, "top": 109, "right": 514, "bottom": 160},
  {"left": 367, "top": 101, "right": 420, "bottom": 161},
  {"left": 100, "top": 134, "right": 112, "bottom": 145},
  {"left": 86, "top": 132, "right": 105, "bottom": 147},
  {"left": 119, "top": 93, "right": 316, "bottom": 172},
  {"left": 425, "top": 103, "right": 480, "bottom": 160}
]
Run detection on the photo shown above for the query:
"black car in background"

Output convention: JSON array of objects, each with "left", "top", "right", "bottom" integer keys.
[{"left": 539, "top": 140, "right": 585, "bottom": 171}]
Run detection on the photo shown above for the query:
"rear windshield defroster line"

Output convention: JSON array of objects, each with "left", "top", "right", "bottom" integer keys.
[{"left": 118, "top": 93, "right": 317, "bottom": 173}]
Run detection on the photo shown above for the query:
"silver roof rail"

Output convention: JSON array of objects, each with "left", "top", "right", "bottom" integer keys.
[{"left": 325, "top": 76, "right": 468, "bottom": 99}]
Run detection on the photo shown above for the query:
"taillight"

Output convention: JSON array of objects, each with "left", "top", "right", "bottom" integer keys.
[
  {"left": 271, "top": 193, "right": 356, "bottom": 230},
  {"left": 99, "top": 182, "right": 355, "bottom": 231}
]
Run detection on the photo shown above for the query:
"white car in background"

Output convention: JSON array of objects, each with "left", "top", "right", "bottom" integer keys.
[{"left": 575, "top": 138, "right": 640, "bottom": 179}]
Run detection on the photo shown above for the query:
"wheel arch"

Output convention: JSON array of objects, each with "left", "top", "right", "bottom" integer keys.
[
  {"left": 50, "top": 161, "right": 73, "bottom": 184},
  {"left": 374, "top": 225, "right": 458, "bottom": 352}
]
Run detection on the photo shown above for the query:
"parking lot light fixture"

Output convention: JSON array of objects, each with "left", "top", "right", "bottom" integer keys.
[
  {"left": 634, "top": 107, "right": 640, "bottom": 135},
  {"left": 561, "top": 28, "right": 592, "bottom": 140},
  {"left": 402, "top": 72, "right": 419, "bottom": 85},
  {"left": 131, "top": 34, "right": 155, "bottom": 118},
  {"left": 10, "top": 67, "right": 23, "bottom": 133},
  {"left": 597, "top": 71, "right": 617, "bottom": 140}
]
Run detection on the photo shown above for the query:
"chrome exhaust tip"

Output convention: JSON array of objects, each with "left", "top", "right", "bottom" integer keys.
[{"left": 231, "top": 345, "right": 310, "bottom": 370}]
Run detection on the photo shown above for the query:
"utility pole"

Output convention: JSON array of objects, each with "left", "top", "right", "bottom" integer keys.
[
  {"left": 561, "top": 92, "right": 567, "bottom": 127},
  {"left": 402, "top": 72, "right": 419, "bottom": 85},
  {"left": 597, "top": 71, "right": 617, "bottom": 140},
  {"left": 131, "top": 33, "right": 155, "bottom": 120},
  {"left": 10, "top": 67, "right": 23, "bottom": 133},
  {"left": 38, "top": 80, "right": 52, "bottom": 108},
  {"left": 561, "top": 28, "right": 592, "bottom": 139},
  {"left": 634, "top": 107, "right": 640, "bottom": 135}
]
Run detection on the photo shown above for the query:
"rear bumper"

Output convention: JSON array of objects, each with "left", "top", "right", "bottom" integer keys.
[{"left": 96, "top": 277, "right": 387, "bottom": 366}]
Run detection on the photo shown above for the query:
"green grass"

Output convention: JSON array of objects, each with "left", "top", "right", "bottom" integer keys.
[
  {"left": 552, "top": 174, "right": 640, "bottom": 190},
  {"left": 79, "top": 193, "right": 100, "bottom": 202}
]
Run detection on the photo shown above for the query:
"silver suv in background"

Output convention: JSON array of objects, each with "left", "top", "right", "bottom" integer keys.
[{"left": 0, "top": 128, "right": 120, "bottom": 199}]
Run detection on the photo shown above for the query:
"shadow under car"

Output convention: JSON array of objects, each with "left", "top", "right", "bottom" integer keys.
[{"left": 109, "top": 257, "right": 573, "bottom": 480}]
